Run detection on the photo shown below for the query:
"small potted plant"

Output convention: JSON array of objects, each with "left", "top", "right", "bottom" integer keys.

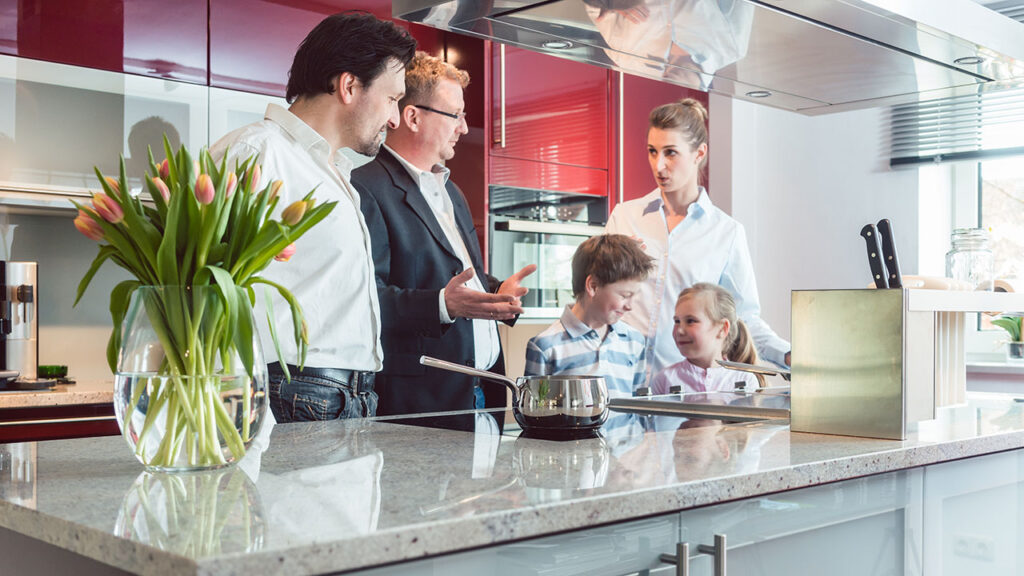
[{"left": 992, "top": 315, "right": 1024, "bottom": 363}]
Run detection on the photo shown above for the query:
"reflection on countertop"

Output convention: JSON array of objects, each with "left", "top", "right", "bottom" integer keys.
[{"left": 1, "top": 393, "right": 1024, "bottom": 575}]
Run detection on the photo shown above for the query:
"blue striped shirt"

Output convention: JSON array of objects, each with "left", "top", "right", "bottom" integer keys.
[{"left": 525, "top": 306, "right": 647, "bottom": 397}]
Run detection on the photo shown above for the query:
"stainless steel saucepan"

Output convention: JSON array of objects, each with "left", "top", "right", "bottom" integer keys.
[{"left": 419, "top": 356, "right": 609, "bottom": 433}]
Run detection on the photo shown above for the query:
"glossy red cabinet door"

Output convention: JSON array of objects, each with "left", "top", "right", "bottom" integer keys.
[
  {"left": 491, "top": 44, "right": 611, "bottom": 170},
  {"left": 616, "top": 72, "right": 708, "bottom": 207},
  {"left": 210, "top": 0, "right": 444, "bottom": 96},
  {"left": 5, "top": 0, "right": 208, "bottom": 85}
]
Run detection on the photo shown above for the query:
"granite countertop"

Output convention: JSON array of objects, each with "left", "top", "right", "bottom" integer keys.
[
  {"left": 2, "top": 392, "right": 1024, "bottom": 575},
  {"left": 0, "top": 379, "right": 114, "bottom": 409}
]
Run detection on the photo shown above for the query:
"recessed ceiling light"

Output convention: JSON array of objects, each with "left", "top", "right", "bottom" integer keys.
[
  {"left": 541, "top": 40, "right": 573, "bottom": 50},
  {"left": 954, "top": 56, "right": 986, "bottom": 66},
  {"left": 746, "top": 90, "right": 772, "bottom": 98}
]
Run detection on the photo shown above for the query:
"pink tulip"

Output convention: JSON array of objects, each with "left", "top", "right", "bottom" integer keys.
[
  {"left": 246, "top": 164, "right": 261, "bottom": 193},
  {"left": 91, "top": 193, "right": 124, "bottom": 224},
  {"left": 274, "top": 243, "right": 297, "bottom": 262},
  {"left": 159, "top": 159, "right": 170, "bottom": 181},
  {"left": 194, "top": 174, "right": 215, "bottom": 205},
  {"left": 280, "top": 200, "right": 307, "bottom": 225},
  {"left": 74, "top": 210, "right": 104, "bottom": 241},
  {"left": 225, "top": 172, "right": 238, "bottom": 198},
  {"left": 104, "top": 176, "right": 120, "bottom": 196},
  {"left": 151, "top": 177, "right": 170, "bottom": 202}
]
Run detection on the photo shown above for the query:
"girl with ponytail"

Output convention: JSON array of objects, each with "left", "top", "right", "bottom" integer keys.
[{"left": 651, "top": 282, "right": 761, "bottom": 395}]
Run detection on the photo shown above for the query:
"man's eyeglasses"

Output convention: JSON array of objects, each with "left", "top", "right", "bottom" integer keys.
[{"left": 414, "top": 104, "right": 467, "bottom": 122}]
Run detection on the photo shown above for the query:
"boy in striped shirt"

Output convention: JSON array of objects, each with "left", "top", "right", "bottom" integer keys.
[{"left": 525, "top": 234, "right": 654, "bottom": 397}]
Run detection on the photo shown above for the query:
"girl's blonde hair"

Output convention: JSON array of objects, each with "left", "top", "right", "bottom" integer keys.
[{"left": 677, "top": 282, "right": 759, "bottom": 371}]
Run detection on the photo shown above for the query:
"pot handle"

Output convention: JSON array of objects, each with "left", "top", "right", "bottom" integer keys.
[{"left": 419, "top": 356, "right": 520, "bottom": 395}]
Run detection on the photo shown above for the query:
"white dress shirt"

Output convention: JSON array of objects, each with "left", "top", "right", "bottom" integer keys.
[
  {"left": 385, "top": 145, "right": 501, "bottom": 371},
  {"left": 211, "top": 104, "right": 383, "bottom": 371},
  {"left": 606, "top": 187, "right": 789, "bottom": 375}
]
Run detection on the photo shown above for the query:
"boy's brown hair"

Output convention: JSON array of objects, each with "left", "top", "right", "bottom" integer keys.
[{"left": 571, "top": 234, "right": 654, "bottom": 298}]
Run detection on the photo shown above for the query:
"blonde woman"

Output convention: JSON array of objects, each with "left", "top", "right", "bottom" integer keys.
[{"left": 605, "top": 98, "right": 789, "bottom": 376}]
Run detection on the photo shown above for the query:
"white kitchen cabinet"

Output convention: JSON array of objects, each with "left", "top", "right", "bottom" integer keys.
[
  {"left": 674, "top": 468, "right": 924, "bottom": 576},
  {"left": 923, "top": 448, "right": 1024, "bottom": 575},
  {"left": 354, "top": 513, "right": 681, "bottom": 576}
]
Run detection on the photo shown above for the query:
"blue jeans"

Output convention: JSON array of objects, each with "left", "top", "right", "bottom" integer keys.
[{"left": 268, "top": 363, "right": 378, "bottom": 423}]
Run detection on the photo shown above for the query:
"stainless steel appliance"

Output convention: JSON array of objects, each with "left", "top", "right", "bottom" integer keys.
[
  {"left": 489, "top": 186, "right": 606, "bottom": 317},
  {"left": 1, "top": 261, "right": 38, "bottom": 380},
  {"left": 395, "top": 0, "right": 1024, "bottom": 115}
]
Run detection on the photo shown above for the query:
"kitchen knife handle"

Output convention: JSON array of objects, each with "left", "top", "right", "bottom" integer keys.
[
  {"left": 860, "top": 224, "right": 889, "bottom": 289},
  {"left": 876, "top": 218, "right": 903, "bottom": 288}
]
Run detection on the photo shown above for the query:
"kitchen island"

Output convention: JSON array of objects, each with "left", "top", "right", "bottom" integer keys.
[{"left": 1, "top": 392, "right": 1023, "bottom": 575}]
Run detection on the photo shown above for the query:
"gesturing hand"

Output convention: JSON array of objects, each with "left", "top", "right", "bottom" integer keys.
[
  {"left": 444, "top": 268, "right": 523, "bottom": 321},
  {"left": 497, "top": 264, "right": 538, "bottom": 300}
]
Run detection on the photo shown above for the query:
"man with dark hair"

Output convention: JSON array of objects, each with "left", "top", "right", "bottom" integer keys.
[
  {"left": 211, "top": 12, "right": 416, "bottom": 423},
  {"left": 351, "top": 53, "right": 535, "bottom": 424}
]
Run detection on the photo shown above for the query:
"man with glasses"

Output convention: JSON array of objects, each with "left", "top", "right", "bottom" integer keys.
[{"left": 352, "top": 52, "right": 535, "bottom": 426}]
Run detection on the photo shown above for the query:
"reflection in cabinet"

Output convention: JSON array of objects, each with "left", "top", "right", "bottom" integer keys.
[
  {"left": 923, "top": 449, "right": 1024, "bottom": 575},
  {"left": 353, "top": 514, "right": 681, "bottom": 576},
  {"left": 674, "top": 468, "right": 924, "bottom": 575}
]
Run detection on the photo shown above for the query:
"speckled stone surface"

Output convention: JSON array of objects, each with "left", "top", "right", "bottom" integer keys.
[
  {"left": 2, "top": 392, "right": 1024, "bottom": 575},
  {"left": 0, "top": 379, "right": 113, "bottom": 408}
]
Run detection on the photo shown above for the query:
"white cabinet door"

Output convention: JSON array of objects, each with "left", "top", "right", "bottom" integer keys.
[
  {"left": 353, "top": 513, "right": 681, "bottom": 576},
  {"left": 923, "top": 448, "right": 1024, "bottom": 575},
  {"left": 676, "top": 468, "right": 924, "bottom": 576}
]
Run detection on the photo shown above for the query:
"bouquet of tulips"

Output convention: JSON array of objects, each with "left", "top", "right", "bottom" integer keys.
[{"left": 73, "top": 140, "right": 334, "bottom": 468}]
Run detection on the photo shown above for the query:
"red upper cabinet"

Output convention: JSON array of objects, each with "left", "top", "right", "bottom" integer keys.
[
  {"left": 209, "top": 0, "right": 444, "bottom": 97},
  {"left": 491, "top": 44, "right": 611, "bottom": 170},
  {"left": 6, "top": 0, "right": 208, "bottom": 85}
]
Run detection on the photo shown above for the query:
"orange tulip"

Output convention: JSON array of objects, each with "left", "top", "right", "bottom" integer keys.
[
  {"left": 274, "top": 243, "right": 297, "bottom": 262},
  {"left": 151, "top": 177, "right": 170, "bottom": 202},
  {"left": 246, "top": 164, "right": 261, "bottom": 193},
  {"left": 195, "top": 174, "right": 215, "bottom": 205},
  {"left": 74, "top": 210, "right": 104, "bottom": 241},
  {"left": 91, "top": 193, "right": 124, "bottom": 224},
  {"left": 269, "top": 180, "right": 283, "bottom": 201},
  {"left": 280, "top": 200, "right": 307, "bottom": 225},
  {"left": 104, "top": 176, "right": 120, "bottom": 197},
  {"left": 225, "top": 172, "right": 238, "bottom": 198}
]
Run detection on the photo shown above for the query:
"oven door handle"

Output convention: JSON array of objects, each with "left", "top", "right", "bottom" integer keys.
[{"left": 493, "top": 220, "right": 605, "bottom": 236}]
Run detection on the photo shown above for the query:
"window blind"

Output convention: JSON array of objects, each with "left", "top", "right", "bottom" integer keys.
[
  {"left": 890, "top": 1, "right": 1024, "bottom": 167},
  {"left": 889, "top": 87, "right": 1024, "bottom": 167}
]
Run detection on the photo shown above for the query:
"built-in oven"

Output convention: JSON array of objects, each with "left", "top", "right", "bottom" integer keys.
[{"left": 488, "top": 186, "right": 607, "bottom": 318}]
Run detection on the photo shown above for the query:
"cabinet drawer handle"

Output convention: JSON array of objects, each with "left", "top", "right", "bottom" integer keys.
[
  {"left": 658, "top": 542, "right": 690, "bottom": 576},
  {"left": 659, "top": 534, "right": 727, "bottom": 576},
  {"left": 697, "top": 534, "right": 727, "bottom": 576}
]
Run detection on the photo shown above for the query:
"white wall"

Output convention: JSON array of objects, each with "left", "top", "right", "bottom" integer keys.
[{"left": 713, "top": 96, "right": 919, "bottom": 342}]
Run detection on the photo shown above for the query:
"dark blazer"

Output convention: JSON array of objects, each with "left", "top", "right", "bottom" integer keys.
[{"left": 351, "top": 147, "right": 509, "bottom": 420}]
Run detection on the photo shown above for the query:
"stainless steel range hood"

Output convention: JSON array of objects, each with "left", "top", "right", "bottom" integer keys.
[{"left": 394, "top": 0, "right": 1024, "bottom": 115}]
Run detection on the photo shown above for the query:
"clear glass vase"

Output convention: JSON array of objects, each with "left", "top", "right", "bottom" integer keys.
[{"left": 114, "top": 286, "right": 268, "bottom": 471}]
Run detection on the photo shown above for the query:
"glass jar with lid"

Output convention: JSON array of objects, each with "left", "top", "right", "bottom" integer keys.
[{"left": 945, "top": 228, "right": 994, "bottom": 290}]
